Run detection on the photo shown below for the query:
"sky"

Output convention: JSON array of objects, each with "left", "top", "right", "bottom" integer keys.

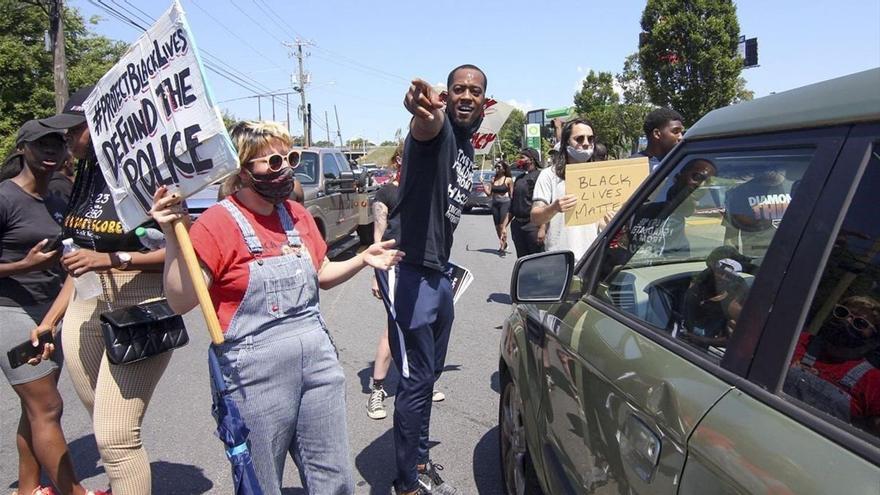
[{"left": 71, "top": 0, "right": 880, "bottom": 145}]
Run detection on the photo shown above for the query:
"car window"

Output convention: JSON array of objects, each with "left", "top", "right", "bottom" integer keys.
[
  {"left": 335, "top": 153, "right": 352, "bottom": 173},
  {"left": 782, "top": 143, "right": 880, "bottom": 440},
  {"left": 592, "top": 148, "right": 814, "bottom": 359},
  {"left": 323, "top": 153, "right": 340, "bottom": 179},
  {"left": 297, "top": 151, "right": 319, "bottom": 184}
]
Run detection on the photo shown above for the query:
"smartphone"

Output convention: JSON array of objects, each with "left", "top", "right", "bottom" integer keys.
[
  {"left": 6, "top": 332, "right": 54, "bottom": 369},
  {"left": 42, "top": 233, "right": 63, "bottom": 253}
]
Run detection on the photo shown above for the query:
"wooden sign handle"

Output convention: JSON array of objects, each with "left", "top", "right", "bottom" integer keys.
[{"left": 172, "top": 219, "right": 224, "bottom": 344}]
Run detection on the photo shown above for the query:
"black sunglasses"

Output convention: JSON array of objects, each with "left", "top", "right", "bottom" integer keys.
[
  {"left": 573, "top": 135, "right": 595, "bottom": 145},
  {"left": 249, "top": 150, "right": 300, "bottom": 171},
  {"left": 833, "top": 304, "right": 877, "bottom": 332},
  {"left": 690, "top": 171, "right": 711, "bottom": 182}
]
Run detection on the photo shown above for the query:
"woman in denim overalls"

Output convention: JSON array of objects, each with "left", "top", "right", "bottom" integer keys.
[{"left": 150, "top": 121, "right": 404, "bottom": 494}]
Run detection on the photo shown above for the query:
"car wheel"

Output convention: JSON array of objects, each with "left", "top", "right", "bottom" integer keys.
[{"left": 499, "top": 371, "right": 543, "bottom": 495}]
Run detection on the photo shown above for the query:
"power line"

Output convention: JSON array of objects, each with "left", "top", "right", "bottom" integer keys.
[
  {"left": 249, "top": 0, "right": 296, "bottom": 42},
  {"left": 227, "top": 0, "right": 286, "bottom": 45},
  {"left": 92, "top": 0, "right": 291, "bottom": 116},
  {"left": 189, "top": 0, "right": 285, "bottom": 69}
]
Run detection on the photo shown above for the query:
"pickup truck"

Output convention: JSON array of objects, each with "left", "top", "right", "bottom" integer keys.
[
  {"left": 293, "top": 147, "right": 376, "bottom": 251},
  {"left": 186, "top": 147, "right": 375, "bottom": 255}
]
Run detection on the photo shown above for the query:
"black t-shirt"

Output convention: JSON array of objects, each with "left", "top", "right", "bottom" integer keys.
[
  {"left": 510, "top": 168, "right": 540, "bottom": 222},
  {"left": 375, "top": 182, "right": 400, "bottom": 243},
  {"left": 47, "top": 172, "right": 73, "bottom": 219},
  {"left": 627, "top": 201, "right": 690, "bottom": 258},
  {"left": 0, "top": 180, "right": 67, "bottom": 306},
  {"left": 63, "top": 157, "right": 142, "bottom": 253},
  {"left": 392, "top": 118, "right": 475, "bottom": 271},
  {"left": 724, "top": 178, "right": 791, "bottom": 256}
]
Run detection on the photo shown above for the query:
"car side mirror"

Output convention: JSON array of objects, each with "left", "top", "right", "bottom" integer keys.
[{"left": 510, "top": 251, "right": 575, "bottom": 304}]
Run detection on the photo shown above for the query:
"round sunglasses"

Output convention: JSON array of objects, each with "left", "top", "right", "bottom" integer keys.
[
  {"left": 833, "top": 304, "right": 877, "bottom": 333},
  {"left": 249, "top": 150, "right": 300, "bottom": 171}
]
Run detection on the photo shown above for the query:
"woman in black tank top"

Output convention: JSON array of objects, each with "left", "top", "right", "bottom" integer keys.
[{"left": 487, "top": 161, "right": 513, "bottom": 254}]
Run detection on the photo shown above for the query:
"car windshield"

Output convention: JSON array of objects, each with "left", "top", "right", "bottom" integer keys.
[{"left": 297, "top": 151, "right": 319, "bottom": 185}]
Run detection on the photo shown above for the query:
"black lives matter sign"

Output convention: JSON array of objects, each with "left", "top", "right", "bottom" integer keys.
[{"left": 83, "top": 0, "right": 238, "bottom": 231}]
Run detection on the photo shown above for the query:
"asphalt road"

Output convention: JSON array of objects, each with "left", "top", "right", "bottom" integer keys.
[{"left": 0, "top": 210, "right": 517, "bottom": 494}]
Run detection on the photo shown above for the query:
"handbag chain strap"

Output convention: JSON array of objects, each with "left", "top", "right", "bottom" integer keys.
[{"left": 91, "top": 236, "right": 115, "bottom": 313}]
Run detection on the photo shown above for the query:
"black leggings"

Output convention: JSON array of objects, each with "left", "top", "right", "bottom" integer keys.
[{"left": 491, "top": 197, "right": 511, "bottom": 226}]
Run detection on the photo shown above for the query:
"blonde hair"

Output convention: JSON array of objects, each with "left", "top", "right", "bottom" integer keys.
[{"left": 219, "top": 120, "right": 293, "bottom": 198}]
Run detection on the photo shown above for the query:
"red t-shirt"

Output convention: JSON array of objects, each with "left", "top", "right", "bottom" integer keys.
[
  {"left": 792, "top": 333, "right": 880, "bottom": 418},
  {"left": 189, "top": 195, "right": 327, "bottom": 332}
]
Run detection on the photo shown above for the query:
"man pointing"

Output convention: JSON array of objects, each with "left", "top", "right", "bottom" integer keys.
[{"left": 376, "top": 65, "right": 486, "bottom": 495}]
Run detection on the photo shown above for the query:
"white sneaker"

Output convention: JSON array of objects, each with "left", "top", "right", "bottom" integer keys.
[
  {"left": 432, "top": 389, "right": 445, "bottom": 402},
  {"left": 367, "top": 386, "right": 387, "bottom": 419}
]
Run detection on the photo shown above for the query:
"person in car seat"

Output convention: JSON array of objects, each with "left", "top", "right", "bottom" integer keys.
[
  {"left": 786, "top": 295, "right": 880, "bottom": 435},
  {"left": 681, "top": 246, "right": 753, "bottom": 348}
]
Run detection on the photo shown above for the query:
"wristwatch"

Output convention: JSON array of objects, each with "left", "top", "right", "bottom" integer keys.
[{"left": 114, "top": 251, "right": 132, "bottom": 270}]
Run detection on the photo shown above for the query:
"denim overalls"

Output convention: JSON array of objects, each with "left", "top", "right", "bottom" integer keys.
[{"left": 211, "top": 199, "right": 353, "bottom": 494}]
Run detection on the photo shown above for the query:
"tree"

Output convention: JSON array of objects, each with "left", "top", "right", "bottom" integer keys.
[
  {"left": 0, "top": 1, "right": 126, "bottom": 156},
  {"left": 313, "top": 140, "right": 335, "bottom": 147},
  {"left": 496, "top": 108, "right": 525, "bottom": 160},
  {"left": 639, "top": 0, "right": 742, "bottom": 124},
  {"left": 574, "top": 70, "right": 627, "bottom": 158},
  {"left": 733, "top": 76, "right": 755, "bottom": 104},
  {"left": 379, "top": 140, "right": 398, "bottom": 147},
  {"left": 345, "top": 138, "right": 373, "bottom": 149},
  {"left": 617, "top": 53, "right": 654, "bottom": 154}
]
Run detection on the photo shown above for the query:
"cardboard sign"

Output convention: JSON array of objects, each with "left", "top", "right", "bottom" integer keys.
[
  {"left": 471, "top": 99, "right": 514, "bottom": 155},
  {"left": 83, "top": 1, "right": 239, "bottom": 231},
  {"left": 564, "top": 157, "right": 650, "bottom": 226}
]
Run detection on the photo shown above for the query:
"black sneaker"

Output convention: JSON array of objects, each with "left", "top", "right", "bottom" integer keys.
[{"left": 418, "top": 461, "right": 462, "bottom": 495}]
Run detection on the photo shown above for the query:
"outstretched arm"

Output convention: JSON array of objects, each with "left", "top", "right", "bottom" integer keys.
[{"left": 405, "top": 78, "right": 445, "bottom": 142}]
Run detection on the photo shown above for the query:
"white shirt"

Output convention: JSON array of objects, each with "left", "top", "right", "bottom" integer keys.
[{"left": 532, "top": 167, "right": 599, "bottom": 260}]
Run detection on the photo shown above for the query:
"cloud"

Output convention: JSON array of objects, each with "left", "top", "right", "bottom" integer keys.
[{"left": 506, "top": 98, "right": 533, "bottom": 112}]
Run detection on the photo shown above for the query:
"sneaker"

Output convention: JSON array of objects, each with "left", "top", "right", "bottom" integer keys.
[
  {"left": 367, "top": 386, "right": 387, "bottom": 420},
  {"left": 418, "top": 461, "right": 462, "bottom": 495},
  {"left": 392, "top": 483, "right": 427, "bottom": 495},
  {"left": 432, "top": 390, "right": 445, "bottom": 402}
]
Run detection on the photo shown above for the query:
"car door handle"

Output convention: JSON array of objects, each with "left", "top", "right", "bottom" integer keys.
[{"left": 619, "top": 414, "right": 661, "bottom": 483}]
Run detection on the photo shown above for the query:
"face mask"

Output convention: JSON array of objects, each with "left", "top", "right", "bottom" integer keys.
[
  {"left": 566, "top": 145, "right": 593, "bottom": 163},
  {"left": 244, "top": 166, "right": 295, "bottom": 204},
  {"left": 515, "top": 158, "right": 529, "bottom": 170}
]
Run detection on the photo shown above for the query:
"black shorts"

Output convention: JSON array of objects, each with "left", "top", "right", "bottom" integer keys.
[{"left": 491, "top": 198, "right": 511, "bottom": 226}]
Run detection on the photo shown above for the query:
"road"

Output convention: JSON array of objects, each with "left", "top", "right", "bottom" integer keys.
[{"left": 1, "top": 210, "right": 516, "bottom": 494}]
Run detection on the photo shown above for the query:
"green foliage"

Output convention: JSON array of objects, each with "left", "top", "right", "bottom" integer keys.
[
  {"left": 221, "top": 110, "right": 237, "bottom": 130},
  {"left": 379, "top": 140, "right": 398, "bottom": 147},
  {"left": 733, "top": 76, "right": 755, "bottom": 103},
  {"left": 346, "top": 138, "right": 374, "bottom": 148},
  {"left": 639, "top": 0, "right": 742, "bottom": 124},
  {"left": 497, "top": 108, "right": 525, "bottom": 160},
  {"left": 617, "top": 53, "right": 654, "bottom": 154},
  {"left": 313, "top": 140, "right": 335, "bottom": 147},
  {"left": 0, "top": 1, "right": 126, "bottom": 156},
  {"left": 573, "top": 70, "right": 624, "bottom": 157}
]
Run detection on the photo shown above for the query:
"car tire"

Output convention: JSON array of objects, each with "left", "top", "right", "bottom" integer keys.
[
  {"left": 499, "top": 369, "right": 544, "bottom": 495},
  {"left": 357, "top": 223, "right": 374, "bottom": 245}
]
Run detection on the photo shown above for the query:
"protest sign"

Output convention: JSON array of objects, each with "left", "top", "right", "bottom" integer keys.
[
  {"left": 564, "top": 156, "right": 650, "bottom": 226},
  {"left": 83, "top": 0, "right": 239, "bottom": 231},
  {"left": 471, "top": 99, "right": 514, "bottom": 155}
]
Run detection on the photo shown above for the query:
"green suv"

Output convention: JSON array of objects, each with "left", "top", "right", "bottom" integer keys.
[{"left": 498, "top": 68, "right": 880, "bottom": 494}]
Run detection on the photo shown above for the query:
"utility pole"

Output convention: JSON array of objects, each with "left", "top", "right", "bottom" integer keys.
[
  {"left": 257, "top": 95, "right": 261, "bottom": 120},
  {"left": 285, "top": 94, "right": 290, "bottom": 134},
  {"left": 286, "top": 39, "right": 313, "bottom": 146},
  {"left": 46, "top": 0, "right": 68, "bottom": 112},
  {"left": 334, "top": 105, "right": 343, "bottom": 147},
  {"left": 325, "top": 111, "right": 331, "bottom": 144}
]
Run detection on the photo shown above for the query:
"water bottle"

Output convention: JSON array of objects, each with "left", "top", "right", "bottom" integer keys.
[
  {"left": 61, "top": 239, "right": 103, "bottom": 300},
  {"left": 136, "top": 227, "right": 166, "bottom": 250}
]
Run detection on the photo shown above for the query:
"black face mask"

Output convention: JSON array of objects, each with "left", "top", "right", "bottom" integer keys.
[
  {"left": 244, "top": 166, "right": 295, "bottom": 204},
  {"left": 819, "top": 317, "right": 879, "bottom": 360}
]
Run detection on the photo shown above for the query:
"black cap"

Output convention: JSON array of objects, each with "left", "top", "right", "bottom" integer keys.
[
  {"left": 43, "top": 85, "right": 94, "bottom": 129},
  {"left": 15, "top": 119, "right": 65, "bottom": 146}
]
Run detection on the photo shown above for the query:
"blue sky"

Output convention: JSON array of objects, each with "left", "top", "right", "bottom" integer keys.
[{"left": 72, "top": 0, "right": 880, "bottom": 144}]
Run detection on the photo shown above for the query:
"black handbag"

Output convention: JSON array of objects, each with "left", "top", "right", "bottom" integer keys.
[{"left": 98, "top": 274, "right": 188, "bottom": 365}]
